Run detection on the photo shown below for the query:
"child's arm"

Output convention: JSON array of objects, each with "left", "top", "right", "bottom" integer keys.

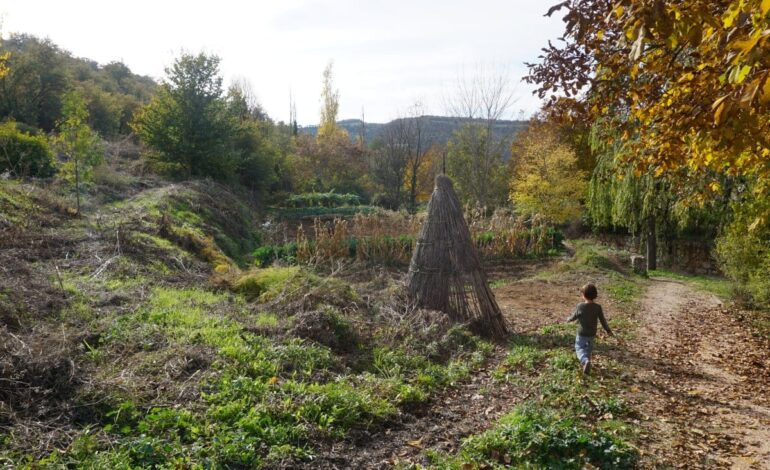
[
  {"left": 598, "top": 308, "right": 614, "bottom": 336},
  {"left": 566, "top": 305, "right": 580, "bottom": 323}
]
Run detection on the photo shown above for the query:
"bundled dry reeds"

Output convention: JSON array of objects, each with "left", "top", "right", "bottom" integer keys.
[{"left": 407, "top": 175, "right": 508, "bottom": 338}]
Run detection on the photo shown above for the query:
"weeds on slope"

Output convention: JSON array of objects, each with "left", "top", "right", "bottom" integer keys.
[{"left": 14, "top": 267, "right": 494, "bottom": 468}]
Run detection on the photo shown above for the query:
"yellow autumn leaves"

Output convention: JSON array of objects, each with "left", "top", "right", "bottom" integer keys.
[{"left": 509, "top": 125, "right": 586, "bottom": 224}]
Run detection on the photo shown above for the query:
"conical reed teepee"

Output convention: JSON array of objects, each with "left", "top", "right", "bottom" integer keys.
[{"left": 407, "top": 175, "right": 508, "bottom": 338}]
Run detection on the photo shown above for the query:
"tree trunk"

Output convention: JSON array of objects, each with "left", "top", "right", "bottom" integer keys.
[
  {"left": 442, "top": 149, "right": 447, "bottom": 174},
  {"left": 409, "top": 169, "right": 418, "bottom": 214},
  {"left": 646, "top": 215, "right": 657, "bottom": 271},
  {"left": 75, "top": 157, "right": 81, "bottom": 215}
]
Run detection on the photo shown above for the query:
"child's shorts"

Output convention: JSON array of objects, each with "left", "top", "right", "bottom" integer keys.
[{"left": 575, "top": 334, "right": 595, "bottom": 365}]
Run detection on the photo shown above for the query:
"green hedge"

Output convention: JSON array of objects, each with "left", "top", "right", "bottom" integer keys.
[
  {"left": 253, "top": 243, "right": 298, "bottom": 267},
  {"left": 284, "top": 191, "right": 362, "bottom": 208},
  {"left": 0, "top": 122, "right": 56, "bottom": 178},
  {"left": 272, "top": 206, "right": 376, "bottom": 220}
]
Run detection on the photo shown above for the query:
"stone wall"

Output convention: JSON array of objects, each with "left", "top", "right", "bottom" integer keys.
[{"left": 596, "top": 233, "right": 721, "bottom": 275}]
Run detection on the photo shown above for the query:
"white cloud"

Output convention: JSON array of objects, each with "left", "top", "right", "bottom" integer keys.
[{"left": 1, "top": 0, "right": 564, "bottom": 124}]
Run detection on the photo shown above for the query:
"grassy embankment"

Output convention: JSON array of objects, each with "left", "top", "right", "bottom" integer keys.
[{"left": 0, "top": 177, "right": 495, "bottom": 468}]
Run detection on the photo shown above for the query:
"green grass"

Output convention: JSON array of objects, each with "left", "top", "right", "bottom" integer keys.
[
  {"left": 33, "top": 284, "right": 494, "bottom": 468},
  {"left": 564, "top": 240, "right": 624, "bottom": 273},
  {"left": 604, "top": 271, "right": 646, "bottom": 304},
  {"left": 527, "top": 240, "right": 628, "bottom": 283},
  {"left": 649, "top": 269, "right": 733, "bottom": 299},
  {"left": 109, "top": 184, "right": 261, "bottom": 267},
  {"left": 489, "top": 277, "right": 516, "bottom": 289},
  {"left": 432, "top": 332, "right": 639, "bottom": 469},
  {"left": 103, "top": 275, "right": 148, "bottom": 291},
  {"left": 234, "top": 266, "right": 303, "bottom": 300},
  {"left": 427, "top": 403, "right": 636, "bottom": 469},
  {"left": 233, "top": 266, "right": 359, "bottom": 306},
  {"left": 253, "top": 312, "right": 280, "bottom": 329}
]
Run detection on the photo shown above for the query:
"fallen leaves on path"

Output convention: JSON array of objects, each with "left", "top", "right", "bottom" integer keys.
[{"left": 620, "top": 280, "right": 770, "bottom": 469}]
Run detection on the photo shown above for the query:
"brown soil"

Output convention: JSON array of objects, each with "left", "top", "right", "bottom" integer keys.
[
  {"left": 493, "top": 271, "right": 628, "bottom": 333},
  {"left": 621, "top": 279, "right": 770, "bottom": 469}
]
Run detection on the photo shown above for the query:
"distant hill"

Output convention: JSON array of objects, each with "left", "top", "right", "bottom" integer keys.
[{"left": 299, "top": 116, "right": 528, "bottom": 157}]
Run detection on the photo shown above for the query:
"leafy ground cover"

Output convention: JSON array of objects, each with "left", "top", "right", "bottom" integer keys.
[
  {"left": 424, "top": 330, "right": 638, "bottom": 469},
  {"left": 1, "top": 176, "right": 498, "bottom": 467},
  {"left": 417, "top": 244, "right": 642, "bottom": 469},
  {"left": 359, "top": 241, "right": 768, "bottom": 469},
  {"left": 3, "top": 178, "right": 769, "bottom": 469},
  {"left": 32, "top": 282, "right": 493, "bottom": 468}
]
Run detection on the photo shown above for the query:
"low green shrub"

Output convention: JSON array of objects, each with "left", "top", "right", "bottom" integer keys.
[
  {"left": 31, "top": 281, "right": 497, "bottom": 468},
  {"left": 234, "top": 266, "right": 359, "bottom": 310},
  {"left": 284, "top": 191, "right": 362, "bottom": 208},
  {"left": 253, "top": 242, "right": 297, "bottom": 267},
  {"left": 0, "top": 122, "right": 56, "bottom": 178},
  {"left": 716, "top": 202, "right": 770, "bottom": 308},
  {"left": 274, "top": 205, "right": 376, "bottom": 220},
  {"left": 234, "top": 266, "right": 302, "bottom": 300},
  {"left": 570, "top": 240, "right": 619, "bottom": 271},
  {"left": 441, "top": 403, "right": 637, "bottom": 469}
]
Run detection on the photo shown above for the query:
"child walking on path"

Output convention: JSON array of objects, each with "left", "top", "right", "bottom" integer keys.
[{"left": 566, "top": 283, "right": 614, "bottom": 375}]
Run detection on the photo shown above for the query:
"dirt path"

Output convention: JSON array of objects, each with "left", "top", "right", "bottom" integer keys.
[{"left": 623, "top": 279, "right": 770, "bottom": 469}]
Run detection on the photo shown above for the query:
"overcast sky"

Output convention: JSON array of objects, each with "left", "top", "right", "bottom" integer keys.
[{"left": 0, "top": 0, "right": 565, "bottom": 125}]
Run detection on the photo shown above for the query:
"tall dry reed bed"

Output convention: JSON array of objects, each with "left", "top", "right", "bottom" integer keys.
[{"left": 254, "top": 209, "right": 563, "bottom": 267}]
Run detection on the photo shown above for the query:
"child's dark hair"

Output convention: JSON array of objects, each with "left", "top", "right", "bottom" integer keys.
[{"left": 581, "top": 283, "right": 598, "bottom": 300}]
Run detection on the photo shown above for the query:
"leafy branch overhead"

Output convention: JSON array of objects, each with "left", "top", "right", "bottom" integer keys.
[{"left": 526, "top": 0, "right": 770, "bottom": 184}]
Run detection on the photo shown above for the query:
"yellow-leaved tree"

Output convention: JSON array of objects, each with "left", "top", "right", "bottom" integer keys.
[
  {"left": 509, "top": 122, "right": 586, "bottom": 223},
  {"left": 0, "top": 52, "right": 8, "bottom": 78},
  {"left": 0, "top": 32, "right": 8, "bottom": 78},
  {"left": 403, "top": 142, "right": 439, "bottom": 204},
  {"left": 527, "top": 0, "right": 770, "bottom": 192},
  {"left": 317, "top": 61, "right": 347, "bottom": 141}
]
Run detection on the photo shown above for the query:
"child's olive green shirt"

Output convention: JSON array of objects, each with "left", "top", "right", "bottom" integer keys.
[{"left": 567, "top": 302, "right": 612, "bottom": 337}]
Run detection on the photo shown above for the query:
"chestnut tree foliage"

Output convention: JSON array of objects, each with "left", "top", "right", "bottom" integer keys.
[
  {"left": 527, "top": 0, "right": 770, "bottom": 190},
  {"left": 528, "top": 0, "right": 770, "bottom": 302}
]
